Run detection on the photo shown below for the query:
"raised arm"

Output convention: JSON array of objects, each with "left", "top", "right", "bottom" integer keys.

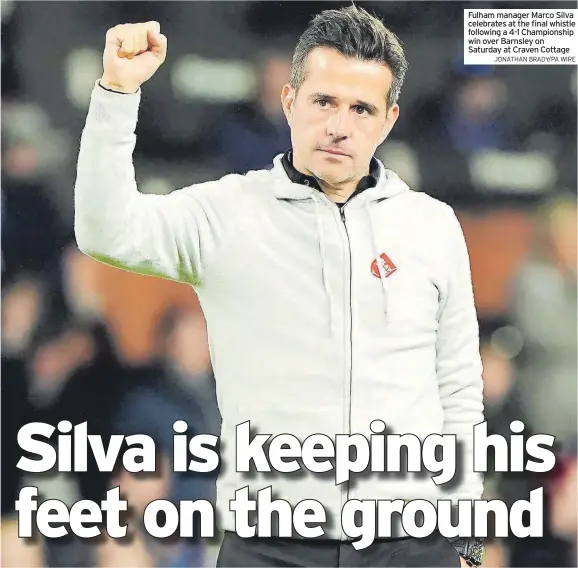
[{"left": 74, "top": 21, "right": 239, "bottom": 286}]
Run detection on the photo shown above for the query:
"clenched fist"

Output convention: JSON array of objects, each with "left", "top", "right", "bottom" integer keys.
[{"left": 100, "top": 21, "right": 167, "bottom": 94}]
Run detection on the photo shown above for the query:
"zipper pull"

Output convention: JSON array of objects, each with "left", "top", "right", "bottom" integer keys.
[{"left": 340, "top": 208, "right": 346, "bottom": 223}]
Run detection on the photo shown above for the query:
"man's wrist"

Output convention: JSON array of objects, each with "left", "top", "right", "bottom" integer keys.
[
  {"left": 449, "top": 537, "right": 485, "bottom": 567},
  {"left": 98, "top": 79, "right": 139, "bottom": 94}
]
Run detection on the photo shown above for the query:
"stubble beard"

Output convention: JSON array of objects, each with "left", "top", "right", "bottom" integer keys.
[{"left": 309, "top": 164, "right": 357, "bottom": 191}]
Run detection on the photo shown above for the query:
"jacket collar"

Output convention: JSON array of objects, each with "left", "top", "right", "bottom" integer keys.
[
  {"left": 270, "top": 151, "right": 409, "bottom": 203},
  {"left": 281, "top": 150, "right": 380, "bottom": 197}
]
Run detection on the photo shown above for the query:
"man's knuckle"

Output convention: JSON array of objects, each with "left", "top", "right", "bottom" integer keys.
[{"left": 107, "top": 24, "right": 128, "bottom": 39}]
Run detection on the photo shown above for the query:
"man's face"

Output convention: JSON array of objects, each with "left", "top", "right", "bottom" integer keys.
[{"left": 282, "top": 47, "right": 399, "bottom": 188}]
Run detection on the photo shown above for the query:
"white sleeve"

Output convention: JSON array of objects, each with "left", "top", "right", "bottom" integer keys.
[
  {"left": 436, "top": 208, "right": 485, "bottom": 502},
  {"left": 74, "top": 81, "right": 241, "bottom": 286}
]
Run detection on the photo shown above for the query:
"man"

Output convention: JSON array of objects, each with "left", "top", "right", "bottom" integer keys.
[{"left": 74, "top": 6, "right": 485, "bottom": 567}]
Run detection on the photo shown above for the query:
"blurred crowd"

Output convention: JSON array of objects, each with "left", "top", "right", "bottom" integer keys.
[{"left": 1, "top": 2, "right": 577, "bottom": 567}]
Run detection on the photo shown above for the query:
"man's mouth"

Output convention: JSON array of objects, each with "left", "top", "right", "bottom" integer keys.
[{"left": 319, "top": 148, "right": 350, "bottom": 157}]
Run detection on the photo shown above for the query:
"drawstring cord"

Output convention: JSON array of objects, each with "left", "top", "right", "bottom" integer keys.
[
  {"left": 365, "top": 198, "right": 390, "bottom": 319},
  {"left": 314, "top": 197, "right": 336, "bottom": 335}
]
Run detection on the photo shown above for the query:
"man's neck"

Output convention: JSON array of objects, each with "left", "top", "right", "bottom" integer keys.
[
  {"left": 316, "top": 178, "right": 360, "bottom": 203},
  {"left": 282, "top": 150, "right": 378, "bottom": 204},
  {"left": 296, "top": 161, "right": 368, "bottom": 203}
]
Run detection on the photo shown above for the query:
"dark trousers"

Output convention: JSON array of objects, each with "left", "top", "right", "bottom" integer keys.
[{"left": 216, "top": 531, "right": 462, "bottom": 567}]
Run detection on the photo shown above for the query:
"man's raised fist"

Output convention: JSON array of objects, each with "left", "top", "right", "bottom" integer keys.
[{"left": 100, "top": 21, "right": 167, "bottom": 94}]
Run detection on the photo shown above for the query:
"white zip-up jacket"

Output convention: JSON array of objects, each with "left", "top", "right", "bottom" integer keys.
[{"left": 75, "top": 82, "right": 484, "bottom": 540}]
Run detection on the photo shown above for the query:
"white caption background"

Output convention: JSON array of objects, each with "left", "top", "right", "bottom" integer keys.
[{"left": 464, "top": 9, "right": 577, "bottom": 65}]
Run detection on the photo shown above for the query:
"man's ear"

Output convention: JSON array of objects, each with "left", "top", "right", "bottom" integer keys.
[
  {"left": 281, "top": 84, "right": 296, "bottom": 125},
  {"left": 379, "top": 103, "right": 400, "bottom": 145}
]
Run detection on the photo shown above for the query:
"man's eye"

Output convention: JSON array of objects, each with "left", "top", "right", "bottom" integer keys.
[
  {"left": 316, "top": 99, "right": 330, "bottom": 108},
  {"left": 353, "top": 105, "right": 368, "bottom": 115}
]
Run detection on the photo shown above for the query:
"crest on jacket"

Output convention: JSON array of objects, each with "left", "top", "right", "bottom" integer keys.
[{"left": 371, "top": 253, "right": 397, "bottom": 279}]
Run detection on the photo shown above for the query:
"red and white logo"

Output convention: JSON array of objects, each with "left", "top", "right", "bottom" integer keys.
[{"left": 371, "top": 253, "right": 397, "bottom": 279}]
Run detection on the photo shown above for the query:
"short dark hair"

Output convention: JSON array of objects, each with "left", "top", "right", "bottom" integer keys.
[{"left": 290, "top": 5, "right": 408, "bottom": 109}]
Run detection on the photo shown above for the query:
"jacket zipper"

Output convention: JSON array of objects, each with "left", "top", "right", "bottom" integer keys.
[{"left": 339, "top": 206, "right": 353, "bottom": 537}]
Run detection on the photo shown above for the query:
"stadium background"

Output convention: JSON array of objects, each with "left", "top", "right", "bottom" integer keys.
[{"left": 1, "top": 1, "right": 576, "bottom": 566}]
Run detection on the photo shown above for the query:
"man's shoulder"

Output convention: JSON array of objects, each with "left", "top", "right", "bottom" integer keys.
[
  {"left": 401, "top": 188, "right": 455, "bottom": 218},
  {"left": 172, "top": 167, "right": 276, "bottom": 209},
  {"left": 238, "top": 166, "right": 278, "bottom": 186},
  {"left": 389, "top": 186, "right": 458, "bottom": 233},
  {"left": 386, "top": 187, "right": 466, "bottom": 252},
  {"left": 184, "top": 166, "right": 276, "bottom": 194}
]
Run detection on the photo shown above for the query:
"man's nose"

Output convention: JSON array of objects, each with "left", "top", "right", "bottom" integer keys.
[{"left": 326, "top": 106, "right": 351, "bottom": 139}]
